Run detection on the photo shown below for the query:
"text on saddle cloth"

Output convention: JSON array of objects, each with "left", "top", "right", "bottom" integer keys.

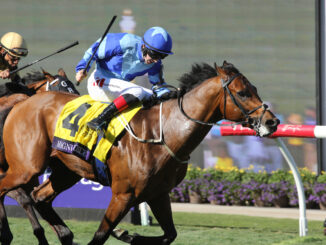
[{"left": 52, "top": 95, "right": 142, "bottom": 163}]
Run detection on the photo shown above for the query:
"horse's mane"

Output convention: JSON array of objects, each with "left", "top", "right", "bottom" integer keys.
[
  {"left": 178, "top": 63, "right": 217, "bottom": 92},
  {"left": 22, "top": 70, "right": 46, "bottom": 85},
  {"left": 178, "top": 62, "right": 239, "bottom": 92},
  {"left": 144, "top": 62, "right": 240, "bottom": 107}
]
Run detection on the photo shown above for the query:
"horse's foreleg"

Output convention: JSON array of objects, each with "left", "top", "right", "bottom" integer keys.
[
  {"left": 130, "top": 193, "right": 177, "bottom": 245},
  {"left": 31, "top": 163, "right": 80, "bottom": 245},
  {"left": 88, "top": 193, "right": 133, "bottom": 245},
  {"left": 0, "top": 167, "right": 39, "bottom": 244},
  {"left": 0, "top": 196, "right": 13, "bottom": 245},
  {"left": 6, "top": 188, "right": 49, "bottom": 245},
  {"left": 33, "top": 201, "right": 73, "bottom": 245}
]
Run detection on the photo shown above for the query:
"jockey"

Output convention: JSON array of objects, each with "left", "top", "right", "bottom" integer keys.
[
  {"left": 75, "top": 26, "right": 173, "bottom": 131},
  {"left": 0, "top": 32, "right": 30, "bottom": 96},
  {"left": 0, "top": 32, "right": 28, "bottom": 82}
]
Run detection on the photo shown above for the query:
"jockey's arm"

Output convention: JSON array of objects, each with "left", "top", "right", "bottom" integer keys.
[
  {"left": 0, "top": 69, "right": 10, "bottom": 79},
  {"left": 75, "top": 35, "right": 118, "bottom": 83},
  {"left": 75, "top": 69, "right": 87, "bottom": 83},
  {"left": 149, "top": 64, "right": 171, "bottom": 98},
  {"left": 75, "top": 40, "right": 100, "bottom": 83},
  {"left": 0, "top": 67, "right": 21, "bottom": 84}
]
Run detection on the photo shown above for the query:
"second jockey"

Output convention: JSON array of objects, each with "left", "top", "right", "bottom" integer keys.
[{"left": 0, "top": 32, "right": 31, "bottom": 96}]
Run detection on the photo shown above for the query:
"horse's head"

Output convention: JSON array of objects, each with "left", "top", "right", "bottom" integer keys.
[
  {"left": 23, "top": 69, "right": 79, "bottom": 95},
  {"left": 215, "top": 61, "right": 279, "bottom": 137}
]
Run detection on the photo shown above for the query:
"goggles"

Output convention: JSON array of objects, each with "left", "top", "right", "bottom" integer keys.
[
  {"left": 8, "top": 53, "right": 20, "bottom": 61},
  {"left": 147, "top": 49, "right": 168, "bottom": 60},
  {"left": 8, "top": 47, "right": 28, "bottom": 57}
]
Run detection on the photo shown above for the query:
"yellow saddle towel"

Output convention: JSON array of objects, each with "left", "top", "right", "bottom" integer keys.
[{"left": 52, "top": 95, "right": 141, "bottom": 163}]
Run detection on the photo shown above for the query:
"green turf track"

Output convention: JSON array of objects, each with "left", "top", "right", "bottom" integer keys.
[{"left": 7, "top": 212, "right": 326, "bottom": 244}]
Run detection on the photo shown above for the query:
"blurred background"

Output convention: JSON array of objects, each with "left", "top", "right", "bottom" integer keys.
[{"left": 0, "top": 0, "right": 317, "bottom": 172}]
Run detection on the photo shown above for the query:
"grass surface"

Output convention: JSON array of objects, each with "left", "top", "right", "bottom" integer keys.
[{"left": 7, "top": 212, "right": 326, "bottom": 245}]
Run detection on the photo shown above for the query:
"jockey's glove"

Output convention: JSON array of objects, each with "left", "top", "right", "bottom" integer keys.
[{"left": 152, "top": 85, "right": 171, "bottom": 98}]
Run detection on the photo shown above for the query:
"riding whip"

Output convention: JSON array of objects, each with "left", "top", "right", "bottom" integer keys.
[
  {"left": 10, "top": 41, "right": 79, "bottom": 75},
  {"left": 76, "top": 15, "right": 117, "bottom": 86}
]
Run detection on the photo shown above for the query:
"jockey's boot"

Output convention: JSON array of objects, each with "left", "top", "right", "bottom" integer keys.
[{"left": 87, "top": 94, "right": 140, "bottom": 131}]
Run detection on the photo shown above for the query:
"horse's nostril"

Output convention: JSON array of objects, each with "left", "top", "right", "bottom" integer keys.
[
  {"left": 266, "top": 119, "right": 279, "bottom": 127},
  {"left": 248, "top": 117, "right": 255, "bottom": 125}
]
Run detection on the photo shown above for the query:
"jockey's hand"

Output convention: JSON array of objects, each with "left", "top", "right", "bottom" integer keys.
[
  {"left": 152, "top": 85, "right": 171, "bottom": 98},
  {"left": 0, "top": 69, "right": 10, "bottom": 79},
  {"left": 75, "top": 69, "right": 87, "bottom": 83}
]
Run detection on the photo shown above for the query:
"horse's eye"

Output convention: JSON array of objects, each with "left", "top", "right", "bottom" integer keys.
[{"left": 237, "top": 90, "right": 251, "bottom": 98}]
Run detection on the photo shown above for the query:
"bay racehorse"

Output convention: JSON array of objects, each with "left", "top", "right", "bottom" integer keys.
[
  {"left": 0, "top": 69, "right": 79, "bottom": 245},
  {"left": 0, "top": 61, "right": 279, "bottom": 245}
]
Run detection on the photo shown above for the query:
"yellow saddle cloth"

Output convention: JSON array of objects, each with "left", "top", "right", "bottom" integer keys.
[{"left": 52, "top": 95, "right": 141, "bottom": 163}]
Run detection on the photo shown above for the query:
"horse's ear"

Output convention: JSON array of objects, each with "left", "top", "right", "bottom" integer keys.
[
  {"left": 41, "top": 68, "right": 54, "bottom": 80},
  {"left": 215, "top": 63, "right": 226, "bottom": 76},
  {"left": 41, "top": 68, "right": 51, "bottom": 76},
  {"left": 223, "top": 60, "right": 234, "bottom": 68},
  {"left": 58, "top": 68, "right": 67, "bottom": 79}
]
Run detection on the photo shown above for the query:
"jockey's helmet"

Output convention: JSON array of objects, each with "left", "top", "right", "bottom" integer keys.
[
  {"left": 0, "top": 32, "right": 28, "bottom": 57},
  {"left": 142, "top": 27, "right": 173, "bottom": 55}
]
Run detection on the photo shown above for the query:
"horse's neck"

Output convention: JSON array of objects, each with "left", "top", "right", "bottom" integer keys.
[
  {"left": 162, "top": 79, "right": 224, "bottom": 158},
  {"left": 183, "top": 79, "right": 223, "bottom": 122}
]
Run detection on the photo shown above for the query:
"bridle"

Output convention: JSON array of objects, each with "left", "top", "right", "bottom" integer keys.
[
  {"left": 33, "top": 75, "right": 79, "bottom": 95},
  {"left": 33, "top": 77, "right": 59, "bottom": 92},
  {"left": 220, "top": 74, "right": 268, "bottom": 131},
  {"left": 161, "top": 73, "right": 268, "bottom": 133}
]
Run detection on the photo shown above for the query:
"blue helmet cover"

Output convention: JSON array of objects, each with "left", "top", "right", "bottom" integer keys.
[{"left": 143, "top": 27, "right": 173, "bottom": 55}]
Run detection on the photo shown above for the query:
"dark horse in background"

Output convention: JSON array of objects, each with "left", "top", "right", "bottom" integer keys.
[
  {"left": 0, "top": 69, "right": 79, "bottom": 245},
  {"left": 0, "top": 61, "right": 279, "bottom": 245}
]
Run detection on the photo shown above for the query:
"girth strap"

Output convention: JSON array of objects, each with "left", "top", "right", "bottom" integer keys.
[{"left": 116, "top": 103, "right": 189, "bottom": 164}]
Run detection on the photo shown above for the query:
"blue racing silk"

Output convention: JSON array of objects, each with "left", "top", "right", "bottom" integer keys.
[{"left": 75, "top": 33, "right": 163, "bottom": 85}]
